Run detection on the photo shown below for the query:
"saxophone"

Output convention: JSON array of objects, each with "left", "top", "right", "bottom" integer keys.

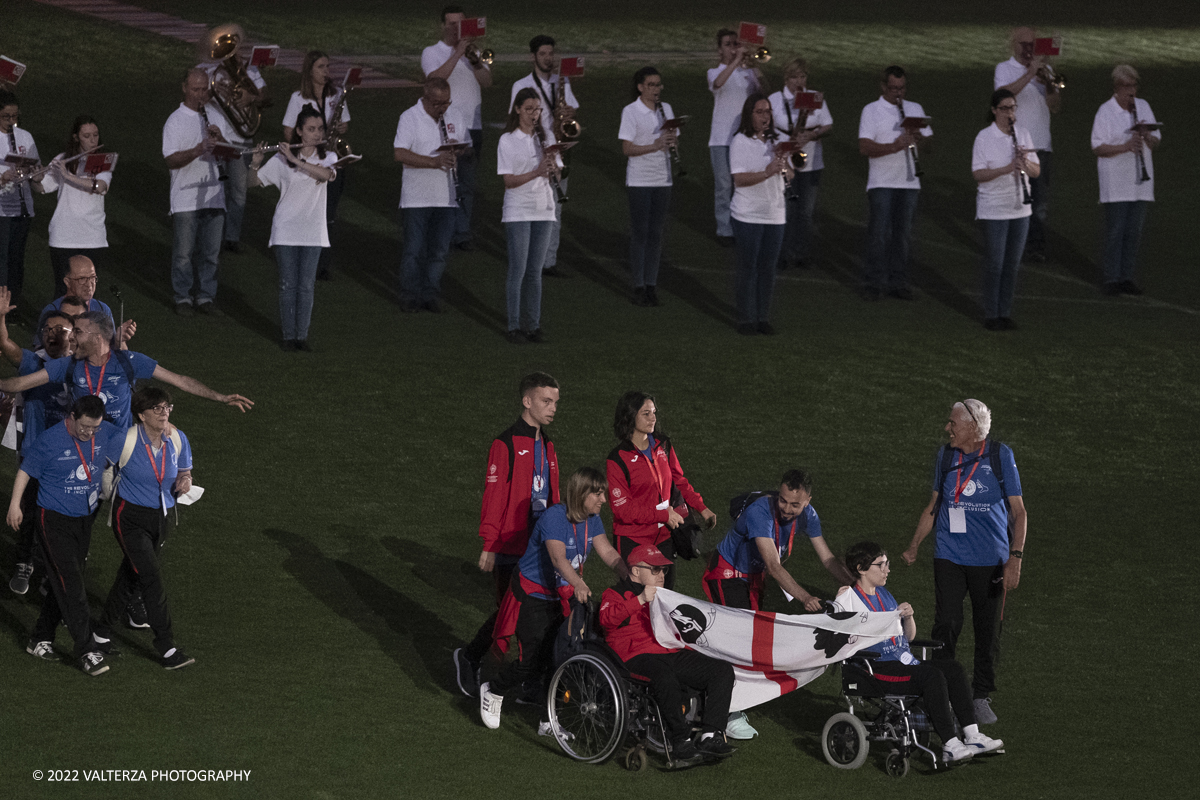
[
  {"left": 326, "top": 85, "right": 353, "bottom": 158},
  {"left": 552, "top": 74, "right": 581, "bottom": 141}
]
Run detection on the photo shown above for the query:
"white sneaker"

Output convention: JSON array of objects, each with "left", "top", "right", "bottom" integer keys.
[
  {"left": 479, "top": 682, "right": 503, "bottom": 729},
  {"left": 942, "top": 737, "right": 975, "bottom": 764},
  {"left": 973, "top": 697, "right": 998, "bottom": 724},
  {"left": 537, "top": 721, "right": 574, "bottom": 740},
  {"left": 725, "top": 711, "right": 758, "bottom": 740},
  {"left": 965, "top": 731, "right": 1004, "bottom": 754}
]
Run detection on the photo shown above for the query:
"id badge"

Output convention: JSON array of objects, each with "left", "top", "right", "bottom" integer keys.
[
  {"left": 532, "top": 498, "right": 548, "bottom": 513},
  {"left": 88, "top": 488, "right": 99, "bottom": 511},
  {"left": 655, "top": 499, "right": 669, "bottom": 529},
  {"left": 948, "top": 505, "right": 967, "bottom": 534},
  {"left": 900, "top": 650, "right": 919, "bottom": 666},
  {"left": 532, "top": 475, "right": 545, "bottom": 493}
]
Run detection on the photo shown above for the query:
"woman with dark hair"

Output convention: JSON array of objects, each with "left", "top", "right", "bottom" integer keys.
[
  {"left": 479, "top": 467, "right": 626, "bottom": 732},
  {"left": 249, "top": 106, "right": 338, "bottom": 351},
  {"left": 92, "top": 386, "right": 195, "bottom": 670},
  {"left": 605, "top": 391, "right": 715, "bottom": 589},
  {"left": 284, "top": 50, "right": 350, "bottom": 281},
  {"left": 972, "top": 88, "right": 1040, "bottom": 330},
  {"left": 835, "top": 541, "right": 1005, "bottom": 765},
  {"left": 619, "top": 66, "right": 677, "bottom": 307},
  {"left": 40, "top": 116, "right": 113, "bottom": 289},
  {"left": 497, "top": 87, "right": 561, "bottom": 344},
  {"left": 730, "top": 93, "right": 791, "bottom": 336}
]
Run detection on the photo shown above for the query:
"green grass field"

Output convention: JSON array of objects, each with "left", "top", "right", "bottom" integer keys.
[{"left": 2, "top": 1, "right": 1198, "bottom": 798}]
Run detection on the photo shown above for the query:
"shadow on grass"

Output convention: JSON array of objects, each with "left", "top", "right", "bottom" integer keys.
[{"left": 379, "top": 535, "right": 495, "bottom": 616}]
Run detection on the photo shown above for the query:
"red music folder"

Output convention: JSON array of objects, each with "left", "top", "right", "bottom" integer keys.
[
  {"left": 0, "top": 56, "right": 26, "bottom": 85},
  {"left": 210, "top": 142, "right": 242, "bottom": 162},
  {"left": 250, "top": 46, "right": 280, "bottom": 67},
  {"left": 458, "top": 17, "right": 487, "bottom": 38},
  {"left": 342, "top": 67, "right": 363, "bottom": 88},
  {"left": 83, "top": 153, "right": 118, "bottom": 175},
  {"left": 794, "top": 91, "right": 823, "bottom": 111},
  {"left": 1033, "top": 37, "right": 1061, "bottom": 56},
  {"left": 559, "top": 57, "right": 585, "bottom": 78},
  {"left": 738, "top": 22, "right": 766, "bottom": 45}
]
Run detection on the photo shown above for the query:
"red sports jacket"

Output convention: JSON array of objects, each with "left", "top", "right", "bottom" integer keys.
[
  {"left": 479, "top": 418, "right": 560, "bottom": 556},
  {"left": 599, "top": 580, "right": 675, "bottom": 662},
  {"left": 606, "top": 436, "right": 707, "bottom": 547}
]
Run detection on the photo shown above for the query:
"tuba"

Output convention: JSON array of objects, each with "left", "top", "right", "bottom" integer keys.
[{"left": 205, "top": 24, "right": 264, "bottom": 138}]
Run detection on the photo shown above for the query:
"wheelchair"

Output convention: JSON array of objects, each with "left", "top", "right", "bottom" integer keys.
[{"left": 820, "top": 641, "right": 944, "bottom": 778}]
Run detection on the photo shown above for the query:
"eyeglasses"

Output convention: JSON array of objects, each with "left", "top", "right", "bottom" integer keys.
[
  {"left": 67, "top": 275, "right": 98, "bottom": 284},
  {"left": 75, "top": 421, "right": 101, "bottom": 435},
  {"left": 635, "top": 564, "right": 666, "bottom": 575},
  {"left": 870, "top": 559, "right": 890, "bottom": 570},
  {"left": 148, "top": 404, "right": 174, "bottom": 415},
  {"left": 0, "top": 112, "right": 19, "bottom": 122},
  {"left": 41, "top": 325, "right": 73, "bottom": 336},
  {"left": 996, "top": 103, "right": 1017, "bottom": 111}
]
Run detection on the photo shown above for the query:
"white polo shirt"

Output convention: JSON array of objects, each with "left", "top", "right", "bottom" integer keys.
[
  {"left": 729, "top": 133, "right": 786, "bottom": 225},
  {"left": 972, "top": 124, "right": 1039, "bottom": 220},
  {"left": 283, "top": 90, "right": 350, "bottom": 130},
  {"left": 994, "top": 58, "right": 1051, "bottom": 152},
  {"left": 1092, "top": 96, "right": 1158, "bottom": 203},
  {"left": 618, "top": 99, "right": 675, "bottom": 188},
  {"left": 421, "top": 41, "right": 485, "bottom": 130},
  {"left": 255, "top": 150, "right": 339, "bottom": 247},
  {"left": 497, "top": 128, "right": 558, "bottom": 223},
  {"left": 162, "top": 102, "right": 232, "bottom": 214},
  {"left": 40, "top": 153, "right": 114, "bottom": 248},
  {"left": 858, "top": 96, "right": 933, "bottom": 190},
  {"left": 1, "top": 126, "right": 39, "bottom": 217},
  {"left": 511, "top": 73, "right": 578, "bottom": 142},
  {"left": 768, "top": 88, "right": 833, "bottom": 173},
  {"left": 393, "top": 100, "right": 468, "bottom": 209},
  {"left": 708, "top": 65, "right": 759, "bottom": 147}
]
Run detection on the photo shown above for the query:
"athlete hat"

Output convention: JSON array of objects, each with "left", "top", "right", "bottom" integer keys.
[{"left": 627, "top": 544, "right": 673, "bottom": 568}]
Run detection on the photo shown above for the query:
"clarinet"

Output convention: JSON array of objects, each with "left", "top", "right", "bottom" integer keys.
[
  {"left": 1131, "top": 105, "right": 1151, "bottom": 183},
  {"left": 656, "top": 101, "right": 686, "bottom": 178},
  {"left": 437, "top": 114, "right": 461, "bottom": 205},
  {"left": 533, "top": 115, "right": 568, "bottom": 204},
  {"left": 898, "top": 101, "right": 922, "bottom": 178},
  {"left": 198, "top": 106, "right": 228, "bottom": 181},
  {"left": 766, "top": 126, "right": 791, "bottom": 193},
  {"left": 1010, "top": 124, "right": 1032, "bottom": 205}
]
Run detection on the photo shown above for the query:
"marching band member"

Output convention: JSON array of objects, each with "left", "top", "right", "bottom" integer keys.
[
  {"left": 393, "top": 78, "right": 468, "bottom": 314},
  {"left": 971, "top": 89, "right": 1040, "bottom": 330},
  {"left": 249, "top": 106, "right": 338, "bottom": 351},
  {"left": 768, "top": 58, "right": 832, "bottom": 270},
  {"left": 510, "top": 35, "right": 578, "bottom": 278},
  {"left": 730, "top": 94, "right": 790, "bottom": 335},
  {"left": 708, "top": 29, "right": 763, "bottom": 247},
  {"left": 422, "top": 5, "right": 493, "bottom": 252},
  {"left": 283, "top": 51, "right": 350, "bottom": 282},
  {"left": 0, "top": 89, "right": 41, "bottom": 309},
  {"left": 497, "top": 89, "right": 560, "bottom": 344},
  {"left": 619, "top": 66, "right": 676, "bottom": 307},
  {"left": 39, "top": 116, "right": 113, "bottom": 290},
  {"left": 1092, "top": 65, "right": 1160, "bottom": 297},
  {"left": 857, "top": 65, "right": 932, "bottom": 302},
  {"left": 995, "top": 27, "right": 1061, "bottom": 263}
]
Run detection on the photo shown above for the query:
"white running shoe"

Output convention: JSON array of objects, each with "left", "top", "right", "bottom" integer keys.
[
  {"left": 965, "top": 731, "right": 1004, "bottom": 754},
  {"left": 537, "top": 721, "right": 574, "bottom": 740},
  {"left": 479, "top": 682, "right": 504, "bottom": 730},
  {"left": 725, "top": 711, "right": 758, "bottom": 740},
  {"left": 942, "top": 737, "right": 976, "bottom": 764},
  {"left": 973, "top": 697, "right": 998, "bottom": 724}
]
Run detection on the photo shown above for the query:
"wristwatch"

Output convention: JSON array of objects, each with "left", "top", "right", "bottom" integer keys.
[{"left": 1009, "top": 549, "right": 1023, "bottom": 559}]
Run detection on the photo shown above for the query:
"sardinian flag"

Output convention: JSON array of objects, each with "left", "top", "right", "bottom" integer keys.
[{"left": 648, "top": 588, "right": 902, "bottom": 712}]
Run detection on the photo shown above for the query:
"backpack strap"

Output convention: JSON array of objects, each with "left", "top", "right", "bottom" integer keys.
[
  {"left": 929, "top": 445, "right": 956, "bottom": 519},
  {"left": 118, "top": 425, "right": 139, "bottom": 468},
  {"left": 111, "top": 349, "right": 137, "bottom": 390}
]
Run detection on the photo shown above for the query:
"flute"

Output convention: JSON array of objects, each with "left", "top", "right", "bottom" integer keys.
[{"left": 1009, "top": 124, "right": 1032, "bottom": 206}]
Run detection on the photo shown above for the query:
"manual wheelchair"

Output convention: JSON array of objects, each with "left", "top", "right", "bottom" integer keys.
[{"left": 820, "top": 641, "right": 945, "bottom": 778}]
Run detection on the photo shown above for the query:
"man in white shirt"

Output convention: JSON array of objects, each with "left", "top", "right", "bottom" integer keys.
[
  {"left": 0, "top": 89, "right": 42, "bottom": 310},
  {"left": 162, "top": 69, "right": 233, "bottom": 317},
  {"left": 510, "top": 34, "right": 578, "bottom": 278},
  {"left": 421, "top": 5, "right": 492, "bottom": 251},
  {"left": 1091, "top": 64, "right": 1159, "bottom": 296},
  {"left": 857, "top": 65, "right": 932, "bottom": 301},
  {"left": 394, "top": 78, "right": 470, "bottom": 313},
  {"left": 708, "top": 29, "right": 763, "bottom": 246},
  {"left": 994, "top": 27, "right": 1061, "bottom": 263}
]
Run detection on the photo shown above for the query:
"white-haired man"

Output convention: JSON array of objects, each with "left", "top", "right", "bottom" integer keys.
[{"left": 902, "top": 399, "right": 1027, "bottom": 725}]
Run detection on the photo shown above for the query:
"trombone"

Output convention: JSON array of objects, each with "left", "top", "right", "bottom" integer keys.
[
  {"left": 741, "top": 46, "right": 771, "bottom": 68},
  {"left": 464, "top": 43, "right": 494, "bottom": 68}
]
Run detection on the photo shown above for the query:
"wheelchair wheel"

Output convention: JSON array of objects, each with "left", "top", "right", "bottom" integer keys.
[
  {"left": 885, "top": 751, "right": 910, "bottom": 778},
  {"left": 548, "top": 652, "right": 628, "bottom": 764},
  {"left": 822, "top": 712, "right": 869, "bottom": 770},
  {"left": 623, "top": 746, "right": 648, "bottom": 772}
]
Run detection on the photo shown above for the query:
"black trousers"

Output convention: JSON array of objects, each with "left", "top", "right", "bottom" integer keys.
[
  {"left": 0, "top": 215, "right": 31, "bottom": 306},
  {"left": 489, "top": 593, "right": 562, "bottom": 698},
  {"left": 931, "top": 558, "right": 1004, "bottom": 697},
  {"left": 14, "top": 476, "right": 40, "bottom": 565},
  {"left": 464, "top": 560, "right": 517, "bottom": 666},
  {"left": 96, "top": 499, "right": 176, "bottom": 655},
  {"left": 614, "top": 534, "right": 677, "bottom": 590},
  {"left": 625, "top": 650, "right": 734, "bottom": 743},
  {"left": 869, "top": 658, "right": 976, "bottom": 742},
  {"left": 31, "top": 507, "right": 97, "bottom": 659}
]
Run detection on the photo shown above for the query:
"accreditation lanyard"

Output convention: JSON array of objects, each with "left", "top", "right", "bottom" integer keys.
[
  {"left": 854, "top": 585, "right": 898, "bottom": 647},
  {"left": 140, "top": 426, "right": 167, "bottom": 487},
  {"left": 84, "top": 352, "right": 110, "bottom": 397},
  {"left": 774, "top": 513, "right": 798, "bottom": 563},
  {"left": 533, "top": 438, "right": 547, "bottom": 489},
  {"left": 572, "top": 517, "right": 591, "bottom": 569},
  {"left": 640, "top": 438, "right": 665, "bottom": 503},
  {"left": 72, "top": 435, "right": 95, "bottom": 484},
  {"left": 952, "top": 442, "right": 986, "bottom": 503}
]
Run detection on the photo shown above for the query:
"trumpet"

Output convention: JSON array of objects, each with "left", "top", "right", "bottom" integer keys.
[
  {"left": 741, "top": 46, "right": 771, "bottom": 68},
  {"left": 1037, "top": 64, "right": 1065, "bottom": 92},
  {"left": 464, "top": 43, "right": 494, "bottom": 68}
]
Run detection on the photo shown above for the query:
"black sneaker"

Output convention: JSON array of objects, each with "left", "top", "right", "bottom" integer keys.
[
  {"left": 162, "top": 649, "right": 196, "bottom": 670},
  {"left": 524, "top": 329, "right": 547, "bottom": 344},
  {"left": 26, "top": 640, "right": 58, "bottom": 661},
  {"left": 175, "top": 302, "right": 195, "bottom": 317},
  {"left": 1119, "top": 280, "right": 1144, "bottom": 296},
  {"left": 81, "top": 651, "right": 109, "bottom": 676},
  {"left": 669, "top": 739, "right": 703, "bottom": 768},
  {"left": 696, "top": 731, "right": 737, "bottom": 759},
  {"left": 91, "top": 633, "right": 122, "bottom": 657},
  {"left": 9, "top": 561, "right": 33, "bottom": 594},
  {"left": 453, "top": 648, "right": 480, "bottom": 697},
  {"left": 504, "top": 330, "right": 526, "bottom": 344},
  {"left": 195, "top": 302, "right": 224, "bottom": 317},
  {"left": 646, "top": 286, "right": 661, "bottom": 307},
  {"left": 756, "top": 322, "right": 777, "bottom": 336},
  {"left": 126, "top": 600, "right": 150, "bottom": 630}
]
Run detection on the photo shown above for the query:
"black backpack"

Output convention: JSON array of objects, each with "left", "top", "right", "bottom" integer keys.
[
  {"left": 729, "top": 490, "right": 774, "bottom": 521},
  {"left": 929, "top": 440, "right": 1013, "bottom": 530}
]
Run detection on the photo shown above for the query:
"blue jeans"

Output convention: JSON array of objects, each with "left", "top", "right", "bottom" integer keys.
[
  {"left": 863, "top": 188, "right": 919, "bottom": 291},
  {"left": 318, "top": 166, "right": 348, "bottom": 274},
  {"left": 274, "top": 245, "right": 321, "bottom": 341},
  {"left": 709, "top": 146, "right": 733, "bottom": 237},
  {"left": 453, "top": 129, "right": 483, "bottom": 245},
  {"left": 171, "top": 208, "right": 224, "bottom": 305},
  {"left": 505, "top": 220, "right": 552, "bottom": 332},
  {"left": 222, "top": 152, "right": 250, "bottom": 244},
  {"left": 731, "top": 218, "right": 784, "bottom": 325},
  {"left": 628, "top": 186, "right": 671, "bottom": 288},
  {"left": 1102, "top": 201, "right": 1149, "bottom": 284},
  {"left": 399, "top": 206, "right": 456, "bottom": 303},
  {"left": 979, "top": 217, "right": 1029, "bottom": 320},
  {"left": 545, "top": 177, "right": 567, "bottom": 268},
  {"left": 782, "top": 170, "right": 821, "bottom": 266},
  {"left": 1026, "top": 150, "right": 1051, "bottom": 255}
]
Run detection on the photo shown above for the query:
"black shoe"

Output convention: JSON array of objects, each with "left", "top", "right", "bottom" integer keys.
[
  {"left": 524, "top": 328, "right": 547, "bottom": 344},
  {"left": 1000, "top": 317, "right": 1018, "bottom": 331},
  {"left": 126, "top": 600, "right": 150, "bottom": 630},
  {"left": 736, "top": 323, "right": 758, "bottom": 336},
  {"left": 91, "top": 633, "right": 122, "bottom": 657},
  {"left": 295, "top": 340, "right": 313, "bottom": 352},
  {"left": 175, "top": 302, "right": 195, "bottom": 317},
  {"left": 646, "top": 286, "right": 661, "bottom": 307},
  {"left": 81, "top": 651, "right": 109, "bottom": 676},
  {"left": 1119, "top": 280, "right": 1143, "bottom": 296},
  {"left": 887, "top": 286, "right": 916, "bottom": 301},
  {"left": 669, "top": 739, "right": 704, "bottom": 768},
  {"left": 756, "top": 322, "right": 777, "bottom": 336},
  {"left": 26, "top": 640, "right": 58, "bottom": 661},
  {"left": 453, "top": 240, "right": 474, "bottom": 252},
  {"left": 542, "top": 266, "right": 565, "bottom": 278},
  {"left": 162, "top": 649, "right": 196, "bottom": 670},
  {"left": 631, "top": 287, "right": 651, "bottom": 307},
  {"left": 453, "top": 648, "right": 480, "bottom": 697},
  {"left": 281, "top": 340, "right": 298, "bottom": 352},
  {"left": 860, "top": 286, "right": 883, "bottom": 302},
  {"left": 422, "top": 299, "right": 442, "bottom": 313},
  {"left": 504, "top": 330, "right": 526, "bottom": 344},
  {"left": 223, "top": 240, "right": 242, "bottom": 254},
  {"left": 983, "top": 318, "right": 1003, "bottom": 331},
  {"left": 10, "top": 562, "right": 32, "bottom": 594},
  {"left": 696, "top": 731, "right": 737, "bottom": 759},
  {"left": 195, "top": 302, "right": 224, "bottom": 317},
  {"left": 716, "top": 236, "right": 735, "bottom": 248},
  {"left": 1101, "top": 282, "right": 1122, "bottom": 296},
  {"left": 316, "top": 269, "right": 333, "bottom": 281}
]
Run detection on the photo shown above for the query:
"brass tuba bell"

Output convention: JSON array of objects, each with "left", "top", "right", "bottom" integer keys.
[{"left": 203, "top": 23, "right": 264, "bottom": 138}]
